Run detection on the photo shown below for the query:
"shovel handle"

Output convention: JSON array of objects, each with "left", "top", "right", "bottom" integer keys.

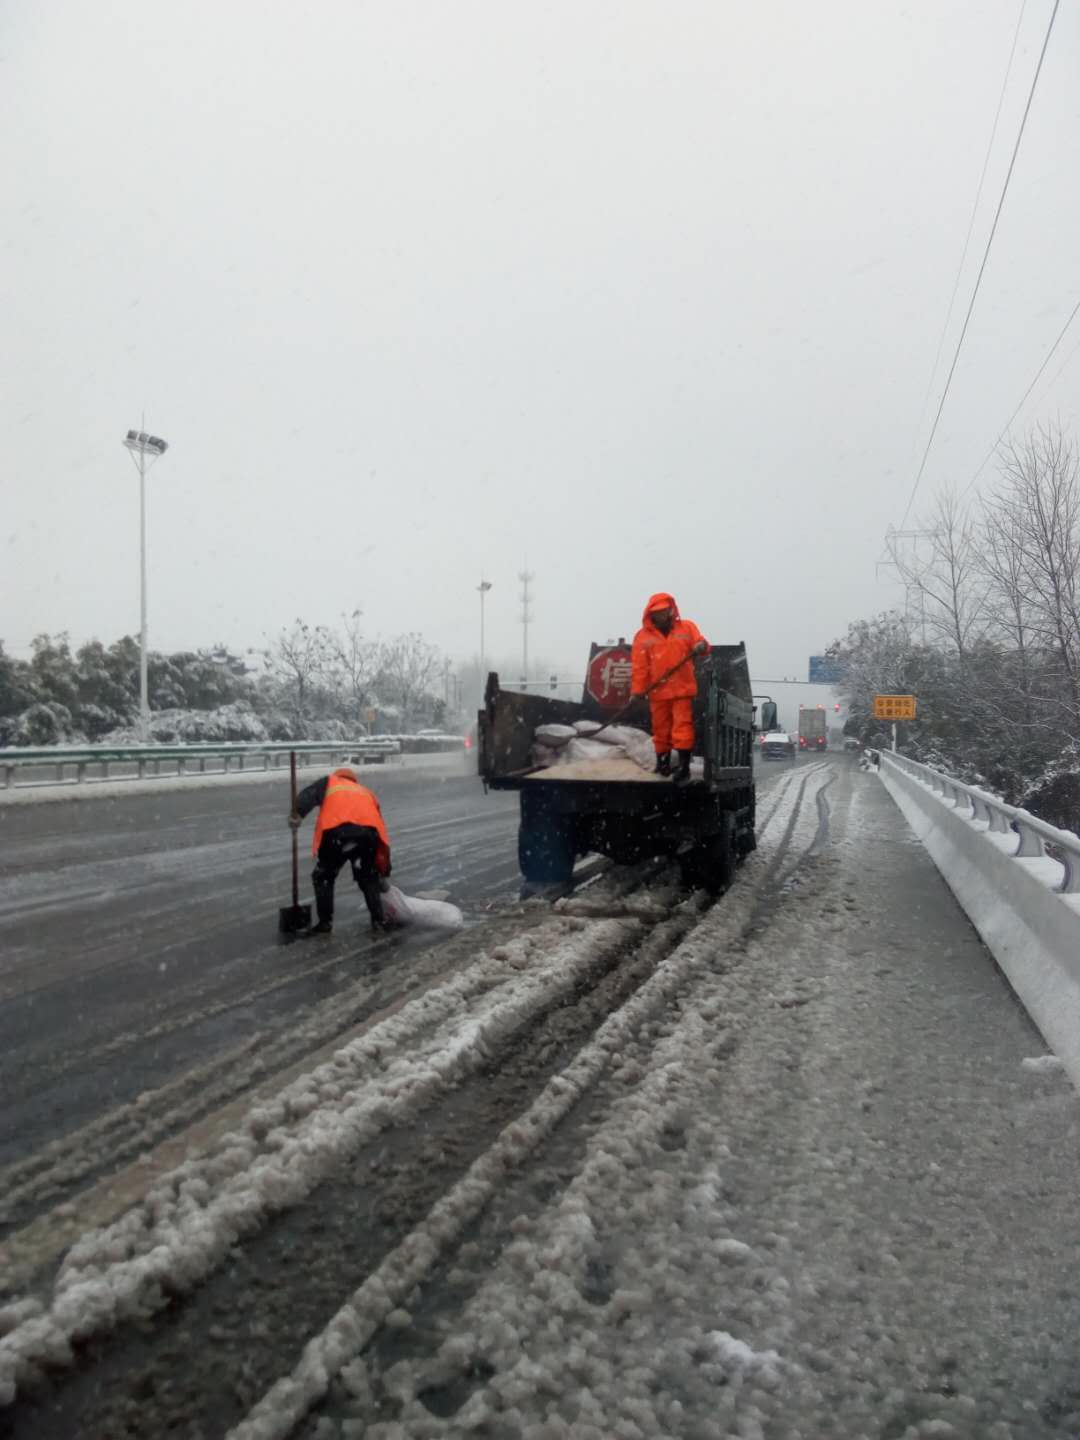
[
  {"left": 592, "top": 647, "right": 708, "bottom": 739},
  {"left": 289, "top": 750, "right": 300, "bottom": 907}
]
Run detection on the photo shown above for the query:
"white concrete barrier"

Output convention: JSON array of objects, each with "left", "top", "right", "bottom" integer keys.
[{"left": 877, "top": 751, "right": 1080, "bottom": 1089}]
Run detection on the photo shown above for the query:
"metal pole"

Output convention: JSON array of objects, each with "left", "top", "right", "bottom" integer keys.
[
  {"left": 477, "top": 578, "right": 492, "bottom": 706},
  {"left": 139, "top": 447, "right": 149, "bottom": 742},
  {"left": 891, "top": 721, "right": 897, "bottom": 754},
  {"left": 518, "top": 569, "right": 533, "bottom": 680}
]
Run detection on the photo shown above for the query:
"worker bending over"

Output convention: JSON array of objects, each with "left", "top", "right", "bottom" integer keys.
[{"left": 289, "top": 766, "right": 392, "bottom": 934}]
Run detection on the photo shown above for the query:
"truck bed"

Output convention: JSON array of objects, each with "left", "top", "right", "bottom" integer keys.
[
  {"left": 480, "top": 645, "right": 753, "bottom": 793},
  {"left": 526, "top": 756, "right": 669, "bottom": 783}
]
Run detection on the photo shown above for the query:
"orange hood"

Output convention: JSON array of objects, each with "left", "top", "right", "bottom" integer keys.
[
  {"left": 642, "top": 592, "right": 680, "bottom": 631},
  {"left": 331, "top": 766, "right": 359, "bottom": 783}
]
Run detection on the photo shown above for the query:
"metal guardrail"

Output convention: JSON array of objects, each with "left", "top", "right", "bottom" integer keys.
[
  {"left": 877, "top": 750, "right": 1080, "bottom": 895},
  {"left": 0, "top": 739, "right": 403, "bottom": 790}
]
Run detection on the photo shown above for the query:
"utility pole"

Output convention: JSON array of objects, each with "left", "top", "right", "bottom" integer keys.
[
  {"left": 122, "top": 424, "right": 169, "bottom": 742},
  {"left": 519, "top": 568, "right": 534, "bottom": 680},
  {"left": 477, "top": 578, "right": 493, "bottom": 693}
]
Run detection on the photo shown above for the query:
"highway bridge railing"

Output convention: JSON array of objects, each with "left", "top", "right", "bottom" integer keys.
[
  {"left": 873, "top": 748, "right": 1080, "bottom": 1090},
  {"left": 0, "top": 739, "right": 411, "bottom": 789}
]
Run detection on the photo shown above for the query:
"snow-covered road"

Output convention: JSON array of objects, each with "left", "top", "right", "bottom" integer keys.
[{"left": 3, "top": 757, "right": 1079, "bottom": 1439}]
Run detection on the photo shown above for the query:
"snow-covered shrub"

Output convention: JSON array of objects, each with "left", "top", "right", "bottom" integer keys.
[
  {"left": 3, "top": 702, "right": 86, "bottom": 747},
  {"left": 303, "top": 717, "right": 353, "bottom": 742},
  {"left": 103, "top": 703, "right": 270, "bottom": 745},
  {"left": 1020, "top": 745, "right": 1080, "bottom": 837}
]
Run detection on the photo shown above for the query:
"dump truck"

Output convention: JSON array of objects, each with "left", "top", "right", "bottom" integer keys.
[
  {"left": 798, "top": 706, "right": 827, "bottom": 753},
  {"left": 479, "top": 641, "right": 775, "bottom": 892}
]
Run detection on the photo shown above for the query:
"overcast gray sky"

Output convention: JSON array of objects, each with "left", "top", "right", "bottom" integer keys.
[{"left": 3, "top": 0, "right": 1079, "bottom": 681}]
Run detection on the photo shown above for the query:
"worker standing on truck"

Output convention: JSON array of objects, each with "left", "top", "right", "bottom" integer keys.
[
  {"left": 631, "top": 592, "right": 709, "bottom": 785},
  {"left": 288, "top": 767, "right": 392, "bottom": 935}
]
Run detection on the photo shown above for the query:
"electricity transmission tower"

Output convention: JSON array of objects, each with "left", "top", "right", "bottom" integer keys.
[{"left": 877, "top": 526, "right": 937, "bottom": 642}]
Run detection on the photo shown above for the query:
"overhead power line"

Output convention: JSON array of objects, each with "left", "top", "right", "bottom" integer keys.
[
  {"left": 911, "top": 0, "right": 1029, "bottom": 449},
  {"left": 897, "top": 0, "right": 1062, "bottom": 531},
  {"left": 959, "top": 295, "right": 1080, "bottom": 500}
]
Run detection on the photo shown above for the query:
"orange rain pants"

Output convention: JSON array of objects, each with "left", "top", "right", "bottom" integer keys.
[{"left": 650, "top": 696, "right": 695, "bottom": 754}]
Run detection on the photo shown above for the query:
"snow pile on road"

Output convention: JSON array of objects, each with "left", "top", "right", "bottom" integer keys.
[
  {"left": 532, "top": 720, "right": 656, "bottom": 773},
  {"left": 0, "top": 916, "right": 638, "bottom": 1408},
  {"left": 226, "top": 776, "right": 832, "bottom": 1439},
  {"left": 317, "top": 923, "right": 795, "bottom": 1439},
  {"left": 226, "top": 762, "right": 1080, "bottom": 1440},
  {"left": 226, "top": 886, "right": 753, "bottom": 1440},
  {"left": 1021, "top": 1054, "right": 1064, "bottom": 1074}
]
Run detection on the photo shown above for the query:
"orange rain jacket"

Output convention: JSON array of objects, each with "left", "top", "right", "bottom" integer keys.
[
  {"left": 630, "top": 593, "right": 708, "bottom": 700},
  {"left": 310, "top": 768, "right": 392, "bottom": 873}
]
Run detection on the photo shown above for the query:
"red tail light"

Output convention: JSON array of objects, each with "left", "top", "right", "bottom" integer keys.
[{"left": 464, "top": 736, "right": 473, "bottom": 749}]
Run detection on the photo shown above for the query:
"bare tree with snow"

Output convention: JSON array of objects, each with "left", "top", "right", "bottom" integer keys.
[
  {"left": 266, "top": 619, "right": 331, "bottom": 731},
  {"left": 379, "top": 633, "right": 441, "bottom": 731},
  {"left": 327, "top": 609, "right": 381, "bottom": 731},
  {"left": 989, "top": 424, "right": 1080, "bottom": 722}
]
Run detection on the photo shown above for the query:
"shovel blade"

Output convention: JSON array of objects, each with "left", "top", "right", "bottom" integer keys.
[{"left": 279, "top": 902, "right": 313, "bottom": 934}]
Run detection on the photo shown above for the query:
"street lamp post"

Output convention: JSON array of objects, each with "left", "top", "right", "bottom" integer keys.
[
  {"left": 477, "top": 578, "right": 493, "bottom": 698},
  {"left": 122, "top": 427, "right": 169, "bottom": 742}
]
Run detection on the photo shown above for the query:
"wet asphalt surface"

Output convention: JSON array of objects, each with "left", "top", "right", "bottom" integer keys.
[{"left": 0, "top": 759, "right": 521, "bottom": 1172}]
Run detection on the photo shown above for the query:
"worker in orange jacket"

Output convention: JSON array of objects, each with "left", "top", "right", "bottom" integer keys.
[
  {"left": 289, "top": 767, "right": 392, "bottom": 934},
  {"left": 631, "top": 592, "right": 709, "bottom": 785}
]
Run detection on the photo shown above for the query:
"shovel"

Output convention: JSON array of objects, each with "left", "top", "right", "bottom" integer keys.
[
  {"left": 588, "top": 645, "right": 708, "bottom": 741},
  {"left": 279, "top": 750, "right": 313, "bottom": 934}
]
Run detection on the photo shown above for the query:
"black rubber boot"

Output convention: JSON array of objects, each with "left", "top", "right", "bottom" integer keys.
[
  {"left": 654, "top": 751, "right": 671, "bottom": 777},
  {"left": 361, "top": 878, "right": 392, "bottom": 933},
  {"left": 672, "top": 750, "right": 693, "bottom": 785},
  {"left": 312, "top": 864, "right": 335, "bottom": 928}
]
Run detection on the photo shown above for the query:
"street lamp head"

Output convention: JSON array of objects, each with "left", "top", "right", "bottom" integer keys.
[
  {"left": 123, "top": 429, "right": 169, "bottom": 456},
  {"left": 477, "top": 580, "right": 493, "bottom": 594}
]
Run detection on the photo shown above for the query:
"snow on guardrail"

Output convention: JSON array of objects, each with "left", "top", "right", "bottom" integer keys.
[
  {"left": 0, "top": 737, "right": 467, "bottom": 791},
  {"left": 874, "top": 749, "right": 1080, "bottom": 1091}
]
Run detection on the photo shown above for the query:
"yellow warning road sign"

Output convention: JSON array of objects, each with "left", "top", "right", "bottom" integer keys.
[{"left": 873, "top": 694, "right": 917, "bottom": 720}]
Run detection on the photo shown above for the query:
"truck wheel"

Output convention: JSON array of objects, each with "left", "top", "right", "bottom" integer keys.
[
  {"left": 519, "top": 814, "right": 576, "bottom": 884},
  {"left": 680, "top": 813, "right": 736, "bottom": 894}
]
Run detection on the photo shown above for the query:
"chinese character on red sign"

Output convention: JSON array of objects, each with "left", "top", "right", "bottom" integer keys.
[{"left": 586, "top": 647, "right": 634, "bottom": 708}]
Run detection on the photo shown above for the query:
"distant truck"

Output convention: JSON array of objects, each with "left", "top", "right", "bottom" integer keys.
[
  {"left": 798, "top": 707, "right": 828, "bottom": 753},
  {"left": 479, "top": 641, "right": 776, "bottom": 893}
]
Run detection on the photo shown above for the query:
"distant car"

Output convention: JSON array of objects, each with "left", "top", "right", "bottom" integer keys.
[
  {"left": 761, "top": 731, "right": 795, "bottom": 760},
  {"left": 416, "top": 728, "right": 448, "bottom": 738}
]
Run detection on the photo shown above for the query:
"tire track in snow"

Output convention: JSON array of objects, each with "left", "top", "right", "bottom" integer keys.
[
  {"left": 0, "top": 771, "right": 824, "bottom": 1429},
  {"left": 755, "top": 760, "right": 827, "bottom": 839},
  {"left": 45, "top": 897, "right": 716, "bottom": 1439},
  {"left": 0, "top": 915, "right": 648, "bottom": 1411},
  {"left": 225, "top": 787, "right": 826, "bottom": 1440},
  {"left": 299, "top": 773, "right": 840, "bottom": 1438},
  {"left": 0, "top": 848, "right": 581, "bottom": 1238},
  {"left": 0, "top": 932, "right": 431, "bottom": 1239}
]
